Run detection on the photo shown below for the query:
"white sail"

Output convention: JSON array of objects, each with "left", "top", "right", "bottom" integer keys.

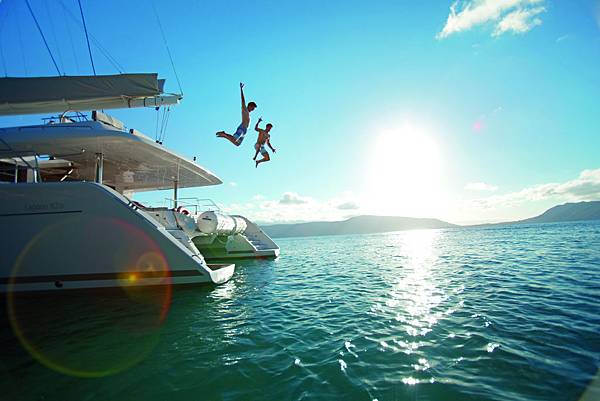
[{"left": 0, "top": 73, "right": 181, "bottom": 116}]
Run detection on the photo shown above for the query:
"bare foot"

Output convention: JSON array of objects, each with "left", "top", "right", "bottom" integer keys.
[
  {"left": 216, "top": 131, "right": 225, "bottom": 137},
  {"left": 255, "top": 161, "right": 259, "bottom": 168}
]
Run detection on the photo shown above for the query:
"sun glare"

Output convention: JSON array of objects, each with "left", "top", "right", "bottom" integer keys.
[{"left": 365, "top": 122, "right": 445, "bottom": 217}]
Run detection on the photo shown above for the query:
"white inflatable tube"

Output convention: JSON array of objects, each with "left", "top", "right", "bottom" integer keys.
[{"left": 196, "top": 211, "right": 247, "bottom": 235}]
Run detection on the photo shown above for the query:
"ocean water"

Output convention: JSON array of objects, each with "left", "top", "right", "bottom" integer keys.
[{"left": 1, "top": 221, "right": 600, "bottom": 401}]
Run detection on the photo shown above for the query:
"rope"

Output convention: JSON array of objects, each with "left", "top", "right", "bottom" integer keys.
[
  {"left": 152, "top": 1, "right": 184, "bottom": 95},
  {"left": 77, "top": 0, "right": 96, "bottom": 75},
  {"left": 24, "top": 0, "right": 61, "bottom": 75}
]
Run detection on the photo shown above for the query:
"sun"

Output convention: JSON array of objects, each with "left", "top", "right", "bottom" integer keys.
[{"left": 364, "top": 122, "right": 445, "bottom": 217}]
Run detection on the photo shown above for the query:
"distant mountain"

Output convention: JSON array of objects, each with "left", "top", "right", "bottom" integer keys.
[
  {"left": 261, "top": 215, "right": 457, "bottom": 239},
  {"left": 471, "top": 201, "right": 600, "bottom": 228},
  {"left": 514, "top": 201, "right": 600, "bottom": 224},
  {"left": 260, "top": 201, "right": 600, "bottom": 239}
]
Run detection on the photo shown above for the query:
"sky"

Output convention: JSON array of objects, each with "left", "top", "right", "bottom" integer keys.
[{"left": 1, "top": 0, "right": 599, "bottom": 225}]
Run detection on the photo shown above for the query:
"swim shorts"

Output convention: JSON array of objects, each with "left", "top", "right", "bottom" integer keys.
[
  {"left": 232, "top": 124, "right": 247, "bottom": 144},
  {"left": 255, "top": 143, "right": 268, "bottom": 155}
]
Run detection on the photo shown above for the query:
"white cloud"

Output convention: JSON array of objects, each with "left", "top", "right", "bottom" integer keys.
[
  {"left": 466, "top": 182, "right": 499, "bottom": 191},
  {"left": 219, "top": 169, "right": 600, "bottom": 225},
  {"left": 493, "top": 6, "right": 545, "bottom": 36},
  {"left": 337, "top": 201, "right": 360, "bottom": 210},
  {"left": 470, "top": 168, "right": 600, "bottom": 210},
  {"left": 279, "top": 192, "right": 310, "bottom": 205},
  {"left": 437, "top": 0, "right": 546, "bottom": 39},
  {"left": 218, "top": 192, "right": 365, "bottom": 224}
]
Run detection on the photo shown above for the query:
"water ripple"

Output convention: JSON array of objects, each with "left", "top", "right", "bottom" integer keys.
[{"left": 1, "top": 222, "right": 599, "bottom": 401}]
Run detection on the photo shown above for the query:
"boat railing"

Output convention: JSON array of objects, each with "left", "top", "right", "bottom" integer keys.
[
  {"left": 0, "top": 139, "right": 42, "bottom": 183},
  {"left": 42, "top": 111, "right": 89, "bottom": 124},
  {"left": 0, "top": 137, "right": 89, "bottom": 184},
  {"left": 164, "top": 197, "right": 222, "bottom": 214}
]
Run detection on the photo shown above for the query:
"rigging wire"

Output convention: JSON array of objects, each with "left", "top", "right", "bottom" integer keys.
[
  {"left": 0, "top": 34, "right": 6, "bottom": 76},
  {"left": 158, "top": 106, "right": 171, "bottom": 143},
  {"left": 63, "top": 1, "right": 80, "bottom": 74},
  {"left": 44, "top": 0, "right": 65, "bottom": 74},
  {"left": 155, "top": 107, "right": 160, "bottom": 142},
  {"left": 57, "top": 0, "right": 124, "bottom": 73},
  {"left": 155, "top": 106, "right": 171, "bottom": 144},
  {"left": 76, "top": 0, "right": 96, "bottom": 75},
  {"left": 0, "top": 52, "right": 5, "bottom": 77},
  {"left": 88, "top": 34, "right": 124, "bottom": 73},
  {"left": 163, "top": 107, "right": 171, "bottom": 142},
  {"left": 0, "top": 1, "right": 11, "bottom": 77},
  {"left": 152, "top": 1, "right": 184, "bottom": 95},
  {"left": 16, "top": 3, "right": 29, "bottom": 75},
  {"left": 159, "top": 108, "right": 166, "bottom": 140},
  {"left": 161, "top": 108, "right": 167, "bottom": 142},
  {"left": 151, "top": 3, "right": 179, "bottom": 144},
  {"left": 87, "top": 34, "right": 124, "bottom": 73},
  {"left": 0, "top": 50, "right": 5, "bottom": 76},
  {"left": 24, "top": 0, "right": 61, "bottom": 75}
]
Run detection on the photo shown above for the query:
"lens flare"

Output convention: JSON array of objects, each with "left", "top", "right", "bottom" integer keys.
[{"left": 7, "top": 216, "right": 172, "bottom": 378}]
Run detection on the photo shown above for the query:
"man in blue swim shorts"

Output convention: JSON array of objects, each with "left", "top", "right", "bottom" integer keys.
[
  {"left": 216, "top": 82, "right": 257, "bottom": 146},
  {"left": 253, "top": 117, "right": 276, "bottom": 168}
]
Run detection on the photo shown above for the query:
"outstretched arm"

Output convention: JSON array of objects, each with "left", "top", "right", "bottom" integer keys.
[
  {"left": 267, "top": 138, "right": 276, "bottom": 153},
  {"left": 255, "top": 117, "right": 263, "bottom": 131},
  {"left": 240, "top": 82, "right": 246, "bottom": 110}
]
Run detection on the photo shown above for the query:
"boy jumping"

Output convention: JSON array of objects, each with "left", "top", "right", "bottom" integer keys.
[
  {"left": 216, "top": 82, "right": 256, "bottom": 146},
  {"left": 253, "top": 117, "right": 276, "bottom": 168}
]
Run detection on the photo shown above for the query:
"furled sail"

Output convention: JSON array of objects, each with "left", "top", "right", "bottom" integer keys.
[{"left": 0, "top": 73, "right": 181, "bottom": 116}]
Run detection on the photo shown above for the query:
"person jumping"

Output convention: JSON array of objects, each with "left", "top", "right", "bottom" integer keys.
[
  {"left": 253, "top": 117, "right": 276, "bottom": 168},
  {"left": 216, "top": 82, "right": 257, "bottom": 146}
]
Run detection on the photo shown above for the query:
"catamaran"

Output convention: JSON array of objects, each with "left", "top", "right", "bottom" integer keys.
[{"left": 0, "top": 73, "right": 279, "bottom": 292}]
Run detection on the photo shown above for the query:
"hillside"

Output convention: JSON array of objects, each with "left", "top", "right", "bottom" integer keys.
[
  {"left": 260, "top": 201, "right": 600, "bottom": 238},
  {"left": 516, "top": 201, "right": 600, "bottom": 224},
  {"left": 261, "top": 215, "right": 457, "bottom": 239}
]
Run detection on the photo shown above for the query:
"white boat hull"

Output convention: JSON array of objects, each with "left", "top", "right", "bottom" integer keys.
[{"left": 0, "top": 182, "right": 235, "bottom": 293}]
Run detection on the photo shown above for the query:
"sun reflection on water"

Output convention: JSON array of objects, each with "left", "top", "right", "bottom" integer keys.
[
  {"left": 391, "top": 229, "right": 444, "bottom": 335},
  {"left": 380, "top": 229, "right": 448, "bottom": 384}
]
